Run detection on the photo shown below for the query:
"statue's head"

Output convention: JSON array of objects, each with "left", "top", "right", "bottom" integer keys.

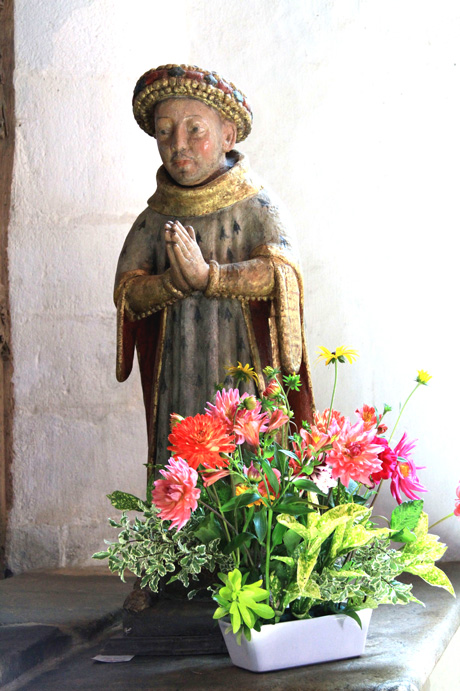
[{"left": 132, "top": 64, "right": 252, "bottom": 186}]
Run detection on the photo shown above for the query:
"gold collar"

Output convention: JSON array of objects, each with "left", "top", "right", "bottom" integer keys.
[{"left": 147, "top": 152, "right": 262, "bottom": 217}]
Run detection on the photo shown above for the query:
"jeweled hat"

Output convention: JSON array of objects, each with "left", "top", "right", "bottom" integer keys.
[{"left": 132, "top": 64, "right": 253, "bottom": 143}]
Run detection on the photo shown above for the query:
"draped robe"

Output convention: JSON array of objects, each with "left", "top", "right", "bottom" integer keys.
[{"left": 115, "top": 152, "right": 315, "bottom": 477}]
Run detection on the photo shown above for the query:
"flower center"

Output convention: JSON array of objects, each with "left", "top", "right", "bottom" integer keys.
[
  {"left": 399, "top": 462, "right": 410, "bottom": 478},
  {"left": 347, "top": 442, "right": 362, "bottom": 457}
]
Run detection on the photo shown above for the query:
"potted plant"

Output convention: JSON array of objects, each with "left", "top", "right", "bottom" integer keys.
[{"left": 94, "top": 347, "right": 457, "bottom": 672}]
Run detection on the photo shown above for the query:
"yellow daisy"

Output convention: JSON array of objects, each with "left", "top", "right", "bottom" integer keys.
[
  {"left": 225, "top": 362, "right": 259, "bottom": 384},
  {"left": 316, "top": 346, "right": 359, "bottom": 366},
  {"left": 416, "top": 370, "right": 432, "bottom": 385}
]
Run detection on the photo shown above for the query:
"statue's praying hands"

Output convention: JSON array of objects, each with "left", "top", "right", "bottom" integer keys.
[{"left": 165, "top": 220, "right": 210, "bottom": 292}]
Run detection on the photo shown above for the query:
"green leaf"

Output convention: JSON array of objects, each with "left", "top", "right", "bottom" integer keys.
[
  {"left": 277, "top": 514, "right": 311, "bottom": 540},
  {"left": 390, "top": 500, "right": 424, "bottom": 531},
  {"left": 229, "top": 601, "right": 241, "bottom": 633},
  {"left": 222, "top": 532, "right": 254, "bottom": 555},
  {"left": 403, "top": 564, "right": 455, "bottom": 596},
  {"left": 250, "top": 602, "right": 275, "bottom": 618},
  {"left": 340, "top": 524, "right": 390, "bottom": 553},
  {"left": 272, "top": 555, "right": 295, "bottom": 568},
  {"left": 213, "top": 606, "right": 228, "bottom": 620},
  {"left": 292, "top": 478, "right": 327, "bottom": 496},
  {"left": 253, "top": 510, "right": 268, "bottom": 543},
  {"left": 297, "top": 546, "right": 321, "bottom": 595},
  {"left": 107, "top": 491, "right": 146, "bottom": 512},
  {"left": 92, "top": 551, "right": 110, "bottom": 560},
  {"left": 283, "top": 528, "right": 302, "bottom": 555},
  {"left": 260, "top": 458, "right": 280, "bottom": 495},
  {"left": 239, "top": 601, "right": 257, "bottom": 629},
  {"left": 221, "top": 492, "right": 260, "bottom": 512},
  {"left": 391, "top": 527, "right": 417, "bottom": 543},
  {"left": 275, "top": 502, "right": 312, "bottom": 516},
  {"left": 271, "top": 521, "right": 286, "bottom": 547},
  {"left": 343, "top": 608, "right": 363, "bottom": 629},
  {"left": 194, "top": 513, "right": 222, "bottom": 544}
]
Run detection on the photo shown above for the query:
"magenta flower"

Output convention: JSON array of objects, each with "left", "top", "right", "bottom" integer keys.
[
  {"left": 152, "top": 457, "right": 201, "bottom": 530},
  {"left": 325, "top": 419, "right": 386, "bottom": 486},
  {"left": 454, "top": 482, "right": 460, "bottom": 517},
  {"left": 389, "top": 433, "right": 427, "bottom": 504},
  {"left": 370, "top": 437, "right": 398, "bottom": 484}
]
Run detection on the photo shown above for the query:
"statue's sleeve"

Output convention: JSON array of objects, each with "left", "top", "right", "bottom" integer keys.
[
  {"left": 250, "top": 245, "right": 304, "bottom": 375},
  {"left": 114, "top": 210, "right": 191, "bottom": 382},
  {"left": 114, "top": 209, "right": 192, "bottom": 320}
]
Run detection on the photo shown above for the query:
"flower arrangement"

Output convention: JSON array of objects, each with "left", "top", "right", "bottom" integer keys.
[{"left": 94, "top": 348, "right": 456, "bottom": 644}]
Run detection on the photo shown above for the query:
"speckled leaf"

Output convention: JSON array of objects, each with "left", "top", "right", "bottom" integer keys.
[
  {"left": 276, "top": 514, "right": 310, "bottom": 540},
  {"left": 272, "top": 555, "right": 295, "bottom": 568},
  {"left": 404, "top": 564, "right": 455, "bottom": 595},
  {"left": 402, "top": 514, "right": 447, "bottom": 562},
  {"left": 339, "top": 524, "right": 390, "bottom": 554},
  {"left": 297, "top": 546, "right": 321, "bottom": 594},
  {"left": 390, "top": 500, "right": 424, "bottom": 531},
  {"left": 107, "top": 491, "right": 146, "bottom": 511},
  {"left": 309, "top": 504, "right": 370, "bottom": 553}
]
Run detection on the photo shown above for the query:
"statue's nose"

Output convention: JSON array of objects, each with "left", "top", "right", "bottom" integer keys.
[{"left": 171, "top": 125, "right": 188, "bottom": 152}]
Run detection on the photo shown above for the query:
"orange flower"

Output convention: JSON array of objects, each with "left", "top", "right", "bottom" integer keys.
[
  {"left": 314, "top": 408, "right": 345, "bottom": 435},
  {"left": 355, "top": 405, "right": 377, "bottom": 431},
  {"left": 168, "top": 414, "right": 236, "bottom": 470}
]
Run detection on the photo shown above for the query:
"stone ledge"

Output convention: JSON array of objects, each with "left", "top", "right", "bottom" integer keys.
[
  {"left": 1, "top": 564, "right": 460, "bottom": 690},
  {"left": 0, "top": 569, "right": 134, "bottom": 687}
]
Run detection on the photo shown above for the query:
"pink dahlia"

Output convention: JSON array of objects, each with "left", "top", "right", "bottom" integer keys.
[
  {"left": 205, "top": 388, "right": 244, "bottom": 431},
  {"left": 355, "top": 405, "right": 377, "bottom": 431},
  {"left": 454, "top": 482, "right": 460, "bottom": 517},
  {"left": 152, "top": 457, "right": 201, "bottom": 530},
  {"left": 168, "top": 414, "right": 235, "bottom": 470},
  {"left": 370, "top": 437, "right": 398, "bottom": 484},
  {"left": 325, "top": 419, "right": 386, "bottom": 486},
  {"left": 390, "top": 433, "right": 426, "bottom": 504}
]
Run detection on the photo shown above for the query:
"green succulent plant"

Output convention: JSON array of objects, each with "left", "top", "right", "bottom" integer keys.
[{"left": 213, "top": 568, "right": 275, "bottom": 642}]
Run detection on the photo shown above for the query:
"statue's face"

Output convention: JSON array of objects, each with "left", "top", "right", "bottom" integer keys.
[{"left": 154, "top": 98, "right": 236, "bottom": 186}]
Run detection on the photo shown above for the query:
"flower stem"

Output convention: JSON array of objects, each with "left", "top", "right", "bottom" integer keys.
[
  {"left": 265, "top": 509, "right": 273, "bottom": 605},
  {"left": 388, "top": 383, "right": 421, "bottom": 443},
  {"left": 429, "top": 513, "right": 454, "bottom": 530},
  {"left": 369, "top": 482, "right": 382, "bottom": 509},
  {"left": 199, "top": 497, "right": 234, "bottom": 541},
  {"left": 326, "top": 360, "right": 339, "bottom": 431}
]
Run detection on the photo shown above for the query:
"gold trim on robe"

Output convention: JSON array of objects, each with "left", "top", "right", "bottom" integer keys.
[{"left": 148, "top": 153, "right": 263, "bottom": 217}]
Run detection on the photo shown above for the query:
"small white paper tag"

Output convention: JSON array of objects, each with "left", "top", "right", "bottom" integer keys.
[{"left": 92, "top": 655, "right": 135, "bottom": 663}]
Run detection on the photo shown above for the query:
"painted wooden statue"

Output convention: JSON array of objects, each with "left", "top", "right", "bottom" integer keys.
[{"left": 115, "top": 64, "right": 315, "bottom": 479}]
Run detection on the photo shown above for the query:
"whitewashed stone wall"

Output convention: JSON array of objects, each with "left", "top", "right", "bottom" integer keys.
[{"left": 7, "top": 0, "right": 460, "bottom": 571}]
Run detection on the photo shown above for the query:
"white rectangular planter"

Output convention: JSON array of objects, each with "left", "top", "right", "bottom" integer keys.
[{"left": 219, "top": 609, "right": 373, "bottom": 673}]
